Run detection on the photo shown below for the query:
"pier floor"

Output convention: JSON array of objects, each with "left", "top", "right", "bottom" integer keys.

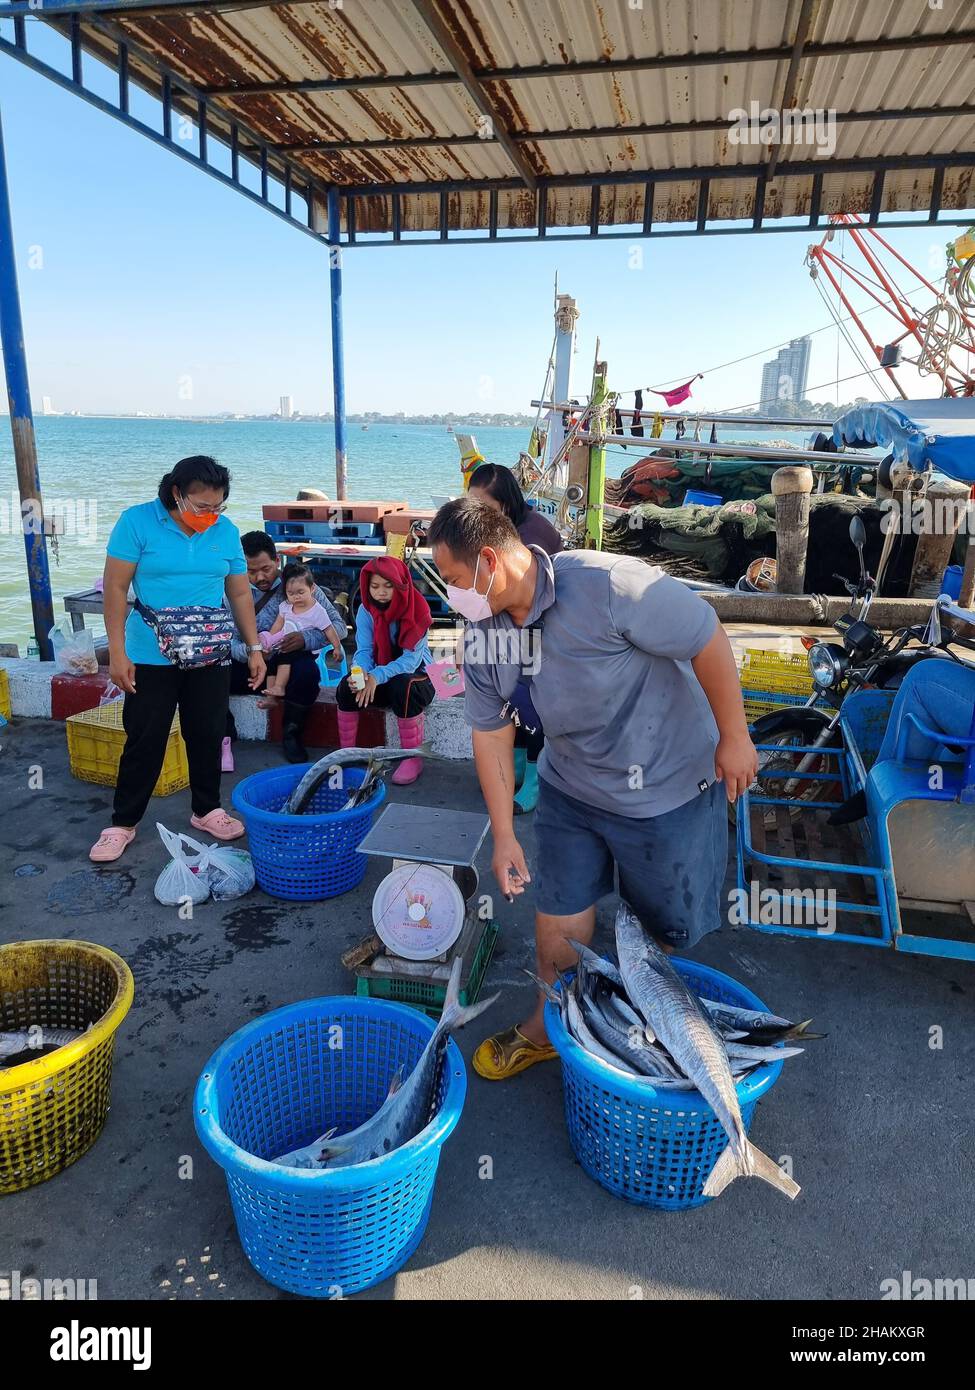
[{"left": 1, "top": 719, "right": 971, "bottom": 1301}]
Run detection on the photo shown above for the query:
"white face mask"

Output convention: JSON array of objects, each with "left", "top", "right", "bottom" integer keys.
[{"left": 446, "top": 556, "right": 495, "bottom": 622}]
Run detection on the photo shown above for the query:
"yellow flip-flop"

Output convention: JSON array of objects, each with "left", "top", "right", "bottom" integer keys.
[{"left": 473, "top": 1025, "right": 557, "bottom": 1081}]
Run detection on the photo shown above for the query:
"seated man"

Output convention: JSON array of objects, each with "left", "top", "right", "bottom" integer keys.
[
  {"left": 830, "top": 658, "right": 975, "bottom": 823},
  {"left": 225, "top": 531, "right": 348, "bottom": 766}
]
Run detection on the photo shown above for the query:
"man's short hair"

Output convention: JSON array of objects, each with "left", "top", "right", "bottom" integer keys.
[
  {"left": 428, "top": 496, "right": 520, "bottom": 565},
  {"left": 241, "top": 530, "right": 277, "bottom": 561}
]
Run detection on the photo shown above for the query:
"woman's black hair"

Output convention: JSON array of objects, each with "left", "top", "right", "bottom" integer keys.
[
  {"left": 281, "top": 561, "right": 315, "bottom": 589},
  {"left": 158, "top": 455, "right": 231, "bottom": 509},
  {"left": 466, "top": 462, "right": 528, "bottom": 527}
]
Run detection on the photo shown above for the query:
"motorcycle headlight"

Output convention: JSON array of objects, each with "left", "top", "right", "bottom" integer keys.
[{"left": 808, "top": 642, "right": 847, "bottom": 688}]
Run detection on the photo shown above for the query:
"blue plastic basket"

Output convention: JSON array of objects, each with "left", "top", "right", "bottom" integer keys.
[
  {"left": 231, "top": 764, "right": 385, "bottom": 900},
  {"left": 544, "top": 959, "right": 784, "bottom": 1210},
  {"left": 195, "top": 997, "right": 466, "bottom": 1297}
]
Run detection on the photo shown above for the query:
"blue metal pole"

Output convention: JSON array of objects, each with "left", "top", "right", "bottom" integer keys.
[
  {"left": 327, "top": 188, "right": 348, "bottom": 501},
  {"left": 0, "top": 102, "right": 55, "bottom": 659}
]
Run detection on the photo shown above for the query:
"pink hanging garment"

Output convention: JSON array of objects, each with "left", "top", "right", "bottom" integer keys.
[{"left": 651, "top": 374, "right": 703, "bottom": 408}]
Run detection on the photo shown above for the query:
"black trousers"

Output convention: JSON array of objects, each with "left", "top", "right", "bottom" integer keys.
[
  {"left": 229, "top": 651, "right": 321, "bottom": 705},
  {"left": 113, "top": 663, "right": 231, "bottom": 827},
  {"left": 335, "top": 671, "right": 435, "bottom": 718},
  {"left": 227, "top": 652, "right": 321, "bottom": 739}
]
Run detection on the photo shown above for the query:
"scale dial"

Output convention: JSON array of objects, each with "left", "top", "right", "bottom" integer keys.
[{"left": 371, "top": 862, "right": 466, "bottom": 961}]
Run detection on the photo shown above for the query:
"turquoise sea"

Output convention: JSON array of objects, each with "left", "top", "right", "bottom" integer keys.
[
  {"left": 0, "top": 413, "right": 814, "bottom": 652},
  {"left": 0, "top": 416, "right": 525, "bottom": 651}
]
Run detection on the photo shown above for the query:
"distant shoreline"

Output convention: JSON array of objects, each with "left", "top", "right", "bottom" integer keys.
[{"left": 18, "top": 414, "right": 537, "bottom": 427}]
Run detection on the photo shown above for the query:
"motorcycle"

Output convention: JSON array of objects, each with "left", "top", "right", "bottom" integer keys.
[{"left": 745, "top": 515, "right": 974, "bottom": 812}]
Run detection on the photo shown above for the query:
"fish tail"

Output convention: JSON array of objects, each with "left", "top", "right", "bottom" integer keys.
[
  {"left": 703, "top": 1139, "right": 801, "bottom": 1201},
  {"left": 440, "top": 955, "right": 500, "bottom": 1031},
  {"left": 781, "top": 1019, "right": 826, "bottom": 1042},
  {"left": 521, "top": 968, "right": 560, "bottom": 1005}
]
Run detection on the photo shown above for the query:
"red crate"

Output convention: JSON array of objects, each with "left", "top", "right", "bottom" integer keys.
[
  {"left": 382, "top": 508, "right": 436, "bottom": 535},
  {"left": 262, "top": 500, "right": 407, "bottom": 524},
  {"left": 266, "top": 700, "right": 386, "bottom": 750},
  {"left": 51, "top": 671, "right": 116, "bottom": 720}
]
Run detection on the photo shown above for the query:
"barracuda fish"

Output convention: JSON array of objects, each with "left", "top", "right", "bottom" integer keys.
[
  {"left": 700, "top": 999, "right": 823, "bottom": 1046},
  {"left": 280, "top": 957, "right": 498, "bottom": 1170},
  {"left": 0, "top": 1027, "right": 84, "bottom": 1066},
  {"left": 283, "top": 744, "right": 430, "bottom": 815},
  {"left": 614, "top": 902, "right": 800, "bottom": 1201}
]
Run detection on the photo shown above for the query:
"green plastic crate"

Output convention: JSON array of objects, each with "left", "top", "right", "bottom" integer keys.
[{"left": 355, "top": 919, "right": 500, "bottom": 1019}]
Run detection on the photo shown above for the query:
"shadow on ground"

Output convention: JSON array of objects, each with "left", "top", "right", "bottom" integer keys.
[{"left": 1, "top": 720, "right": 971, "bottom": 1300}]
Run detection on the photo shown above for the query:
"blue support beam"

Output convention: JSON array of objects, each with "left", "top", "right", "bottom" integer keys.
[
  {"left": 327, "top": 188, "right": 347, "bottom": 502},
  {"left": 0, "top": 102, "right": 55, "bottom": 658}
]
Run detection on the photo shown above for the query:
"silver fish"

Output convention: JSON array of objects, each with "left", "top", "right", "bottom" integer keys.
[
  {"left": 699, "top": 998, "right": 793, "bottom": 1033},
  {"left": 564, "top": 989, "right": 640, "bottom": 1078},
  {"left": 567, "top": 938, "right": 624, "bottom": 989},
  {"left": 284, "top": 744, "right": 430, "bottom": 815},
  {"left": 724, "top": 1042, "right": 805, "bottom": 1064},
  {"left": 614, "top": 902, "right": 800, "bottom": 1201},
  {"left": 312, "top": 957, "right": 498, "bottom": 1169},
  {"left": 273, "top": 1124, "right": 344, "bottom": 1170},
  {"left": 0, "top": 1027, "right": 84, "bottom": 1064}
]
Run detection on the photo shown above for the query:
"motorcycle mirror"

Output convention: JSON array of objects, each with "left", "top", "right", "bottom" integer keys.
[{"left": 849, "top": 515, "right": 866, "bottom": 551}]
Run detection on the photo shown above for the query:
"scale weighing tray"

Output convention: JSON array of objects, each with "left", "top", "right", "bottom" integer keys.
[{"left": 357, "top": 804, "right": 489, "bottom": 868}]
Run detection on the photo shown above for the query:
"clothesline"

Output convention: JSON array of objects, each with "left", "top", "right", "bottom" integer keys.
[{"left": 613, "top": 301, "right": 889, "bottom": 396}]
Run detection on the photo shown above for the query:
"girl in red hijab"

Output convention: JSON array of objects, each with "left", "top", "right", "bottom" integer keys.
[{"left": 335, "top": 555, "right": 435, "bottom": 784}]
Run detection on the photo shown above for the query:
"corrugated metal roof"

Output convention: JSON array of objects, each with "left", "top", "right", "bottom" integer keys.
[{"left": 16, "top": 0, "right": 975, "bottom": 237}]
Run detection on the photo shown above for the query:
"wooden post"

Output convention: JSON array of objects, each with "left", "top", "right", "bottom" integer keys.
[
  {"left": 908, "top": 476, "right": 970, "bottom": 597},
  {"left": 959, "top": 534, "right": 975, "bottom": 610},
  {"left": 771, "top": 465, "right": 814, "bottom": 593}
]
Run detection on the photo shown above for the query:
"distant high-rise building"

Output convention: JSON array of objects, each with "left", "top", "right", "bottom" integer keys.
[
  {"left": 41, "top": 395, "right": 53, "bottom": 415},
  {"left": 279, "top": 395, "right": 294, "bottom": 420},
  {"left": 759, "top": 337, "right": 811, "bottom": 410}
]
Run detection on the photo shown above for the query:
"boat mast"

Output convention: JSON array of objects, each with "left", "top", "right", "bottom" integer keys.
[{"left": 547, "top": 294, "right": 578, "bottom": 485}]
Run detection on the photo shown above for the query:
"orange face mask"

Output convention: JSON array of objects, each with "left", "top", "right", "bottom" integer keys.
[{"left": 177, "top": 496, "right": 220, "bottom": 533}]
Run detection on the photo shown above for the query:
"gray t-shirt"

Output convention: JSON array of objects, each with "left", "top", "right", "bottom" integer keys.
[{"left": 463, "top": 548, "right": 719, "bottom": 818}]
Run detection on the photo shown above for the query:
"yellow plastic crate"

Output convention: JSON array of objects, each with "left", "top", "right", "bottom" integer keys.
[
  {"left": 385, "top": 531, "right": 407, "bottom": 559},
  {"left": 0, "top": 668, "right": 10, "bottom": 721},
  {"left": 739, "top": 647, "right": 816, "bottom": 696},
  {"left": 66, "top": 700, "right": 188, "bottom": 797}
]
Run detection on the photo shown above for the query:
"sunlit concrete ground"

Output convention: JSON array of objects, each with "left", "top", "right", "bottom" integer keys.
[{"left": 1, "top": 719, "right": 971, "bottom": 1301}]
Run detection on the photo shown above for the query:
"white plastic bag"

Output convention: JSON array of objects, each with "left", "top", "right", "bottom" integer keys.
[
  {"left": 49, "top": 620, "right": 98, "bottom": 677},
  {"left": 154, "top": 824, "right": 211, "bottom": 907},
  {"left": 204, "top": 844, "right": 255, "bottom": 902}
]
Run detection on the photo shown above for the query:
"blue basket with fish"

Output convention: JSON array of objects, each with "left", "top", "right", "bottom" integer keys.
[
  {"left": 545, "top": 958, "right": 786, "bottom": 1211},
  {"left": 232, "top": 765, "right": 385, "bottom": 900},
  {"left": 194, "top": 995, "right": 467, "bottom": 1297}
]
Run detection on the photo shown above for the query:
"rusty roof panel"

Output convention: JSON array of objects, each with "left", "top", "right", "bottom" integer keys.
[{"left": 41, "top": 0, "right": 975, "bottom": 234}]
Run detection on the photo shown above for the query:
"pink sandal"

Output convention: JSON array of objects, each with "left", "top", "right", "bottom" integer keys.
[
  {"left": 89, "top": 827, "right": 136, "bottom": 862},
  {"left": 190, "top": 809, "right": 245, "bottom": 841}
]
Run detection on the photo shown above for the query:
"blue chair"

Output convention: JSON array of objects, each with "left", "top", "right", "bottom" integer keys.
[{"left": 865, "top": 700, "right": 975, "bottom": 958}]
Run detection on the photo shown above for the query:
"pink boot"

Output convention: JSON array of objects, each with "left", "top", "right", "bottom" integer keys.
[
  {"left": 391, "top": 714, "right": 425, "bottom": 785},
  {"left": 336, "top": 709, "right": 360, "bottom": 748}
]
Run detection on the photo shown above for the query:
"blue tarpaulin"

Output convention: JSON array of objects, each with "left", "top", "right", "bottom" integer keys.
[{"left": 832, "top": 399, "right": 975, "bottom": 483}]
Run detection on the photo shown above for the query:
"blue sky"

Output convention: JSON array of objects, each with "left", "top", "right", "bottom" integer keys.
[{"left": 0, "top": 34, "right": 967, "bottom": 418}]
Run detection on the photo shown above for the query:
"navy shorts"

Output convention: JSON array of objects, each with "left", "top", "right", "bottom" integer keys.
[{"left": 532, "top": 777, "right": 728, "bottom": 949}]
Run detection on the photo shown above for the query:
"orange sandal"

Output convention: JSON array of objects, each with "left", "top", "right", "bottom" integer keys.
[{"left": 473, "top": 1025, "right": 557, "bottom": 1081}]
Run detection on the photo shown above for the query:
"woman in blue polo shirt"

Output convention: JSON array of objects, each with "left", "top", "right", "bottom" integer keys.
[{"left": 89, "top": 455, "right": 265, "bottom": 862}]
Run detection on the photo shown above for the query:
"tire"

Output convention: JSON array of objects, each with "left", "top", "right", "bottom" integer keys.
[{"left": 731, "top": 713, "right": 842, "bottom": 827}]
